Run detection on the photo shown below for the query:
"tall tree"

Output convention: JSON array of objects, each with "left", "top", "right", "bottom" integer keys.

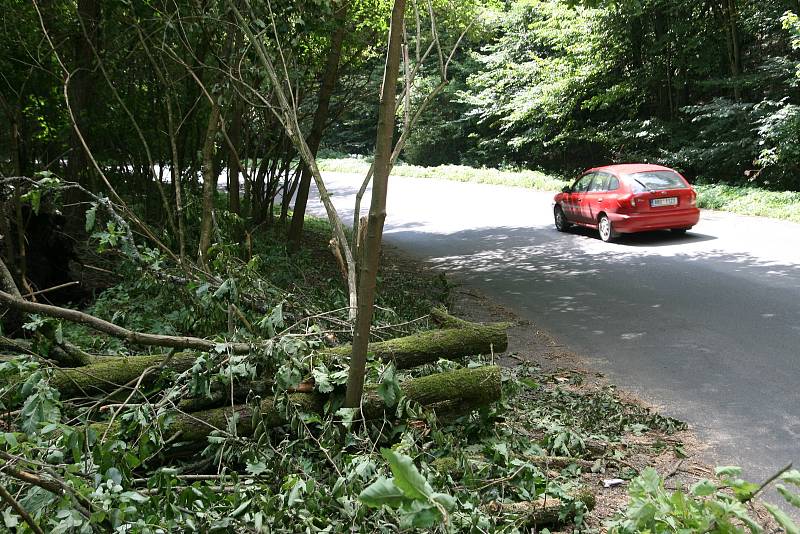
[
  {"left": 288, "top": 2, "right": 349, "bottom": 248},
  {"left": 343, "top": 0, "right": 405, "bottom": 407}
]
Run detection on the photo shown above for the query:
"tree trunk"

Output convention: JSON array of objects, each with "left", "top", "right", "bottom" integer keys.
[
  {"left": 100, "top": 366, "right": 501, "bottom": 443},
  {"left": 226, "top": 99, "right": 243, "bottom": 215},
  {"left": 198, "top": 104, "right": 221, "bottom": 269},
  {"left": 344, "top": 0, "right": 406, "bottom": 407},
  {"left": 166, "top": 98, "right": 187, "bottom": 262},
  {"left": 484, "top": 489, "right": 596, "bottom": 528},
  {"left": 288, "top": 3, "right": 348, "bottom": 247},
  {"left": 66, "top": 0, "right": 100, "bottom": 190},
  {"left": 24, "top": 311, "right": 508, "bottom": 399}
]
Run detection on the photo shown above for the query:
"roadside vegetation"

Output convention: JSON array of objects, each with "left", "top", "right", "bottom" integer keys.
[
  {"left": 320, "top": 156, "right": 800, "bottom": 223},
  {"left": 2, "top": 0, "right": 800, "bottom": 531},
  {"left": 4, "top": 202, "right": 797, "bottom": 531}
]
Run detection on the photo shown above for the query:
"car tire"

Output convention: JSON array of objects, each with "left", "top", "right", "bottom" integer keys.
[
  {"left": 598, "top": 214, "right": 616, "bottom": 242},
  {"left": 670, "top": 228, "right": 689, "bottom": 234},
  {"left": 554, "top": 206, "right": 571, "bottom": 232}
]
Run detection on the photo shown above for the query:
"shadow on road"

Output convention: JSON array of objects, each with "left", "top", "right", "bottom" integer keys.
[
  {"left": 385, "top": 224, "right": 800, "bottom": 285},
  {"left": 563, "top": 226, "right": 717, "bottom": 247}
]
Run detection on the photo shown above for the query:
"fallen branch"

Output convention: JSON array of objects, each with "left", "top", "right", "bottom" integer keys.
[
  {"left": 323, "top": 317, "right": 510, "bottom": 369},
  {"left": 0, "top": 290, "right": 253, "bottom": 353},
  {"left": 50, "top": 352, "right": 198, "bottom": 398},
  {"left": 0, "top": 481, "right": 45, "bottom": 534},
  {"left": 99, "top": 366, "right": 501, "bottom": 444},
  {"left": 485, "top": 488, "right": 595, "bottom": 527},
  {"left": 36, "top": 312, "right": 509, "bottom": 400}
]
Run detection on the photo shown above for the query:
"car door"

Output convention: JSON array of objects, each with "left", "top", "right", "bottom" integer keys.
[
  {"left": 584, "top": 172, "right": 613, "bottom": 222},
  {"left": 564, "top": 173, "right": 595, "bottom": 222}
]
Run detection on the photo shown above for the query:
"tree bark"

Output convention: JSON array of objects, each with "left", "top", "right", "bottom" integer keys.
[
  {"left": 484, "top": 489, "right": 595, "bottom": 528},
  {"left": 66, "top": 0, "right": 100, "bottom": 190},
  {"left": 101, "top": 366, "right": 501, "bottom": 443},
  {"left": 288, "top": 2, "right": 349, "bottom": 247},
  {"left": 198, "top": 104, "right": 221, "bottom": 269},
  {"left": 226, "top": 99, "right": 243, "bottom": 215},
  {"left": 344, "top": 0, "right": 406, "bottom": 407},
  {"left": 27, "top": 312, "right": 508, "bottom": 399}
]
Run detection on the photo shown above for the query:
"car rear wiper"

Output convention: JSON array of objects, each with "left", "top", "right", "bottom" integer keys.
[{"left": 633, "top": 178, "right": 650, "bottom": 191}]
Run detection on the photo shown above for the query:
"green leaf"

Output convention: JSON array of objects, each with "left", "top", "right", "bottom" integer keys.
[
  {"left": 85, "top": 204, "right": 97, "bottom": 232},
  {"left": 121, "top": 491, "right": 149, "bottom": 503},
  {"left": 377, "top": 365, "right": 401, "bottom": 407},
  {"left": 691, "top": 479, "right": 717, "bottom": 497},
  {"left": 2, "top": 508, "right": 19, "bottom": 528},
  {"left": 312, "top": 366, "right": 334, "bottom": 394},
  {"left": 430, "top": 492, "right": 457, "bottom": 511},
  {"left": 729, "top": 479, "right": 760, "bottom": 502},
  {"left": 381, "top": 448, "right": 433, "bottom": 501},
  {"left": 246, "top": 461, "right": 268, "bottom": 475},
  {"left": 715, "top": 466, "right": 743, "bottom": 477},
  {"left": 782, "top": 470, "right": 800, "bottom": 487},
  {"left": 359, "top": 477, "right": 408, "bottom": 508},
  {"left": 777, "top": 484, "right": 800, "bottom": 508},
  {"left": 764, "top": 503, "right": 800, "bottom": 534},
  {"left": 405, "top": 501, "right": 441, "bottom": 529}
]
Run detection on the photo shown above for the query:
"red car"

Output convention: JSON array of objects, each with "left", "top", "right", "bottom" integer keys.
[{"left": 553, "top": 164, "right": 700, "bottom": 242}]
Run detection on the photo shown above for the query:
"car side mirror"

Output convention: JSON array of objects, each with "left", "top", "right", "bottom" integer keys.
[{"left": 561, "top": 186, "right": 572, "bottom": 193}]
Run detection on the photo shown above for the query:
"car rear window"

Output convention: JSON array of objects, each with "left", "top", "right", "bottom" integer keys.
[{"left": 624, "top": 171, "right": 688, "bottom": 192}]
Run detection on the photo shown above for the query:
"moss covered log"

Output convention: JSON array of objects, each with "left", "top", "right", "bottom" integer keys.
[
  {"left": 51, "top": 352, "right": 197, "bottom": 398},
  {"left": 40, "top": 311, "right": 508, "bottom": 400},
  {"left": 323, "top": 320, "right": 509, "bottom": 369},
  {"left": 485, "top": 488, "right": 595, "bottom": 528},
  {"left": 105, "top": 366, "right": 501, "bottom": 444},
  {"left": 166, "top": 393, "right": 324, "bottom": 442}
]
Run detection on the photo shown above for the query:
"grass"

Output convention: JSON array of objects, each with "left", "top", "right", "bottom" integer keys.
[
  {"left": 694, "top": 183, "right": 800, "bottom": 223},
  {"left": 318, "top": 156, "right": 570, "bottom": 191},
  {"left": 319, "top": 156, "right": 800, "bottom": 223}
]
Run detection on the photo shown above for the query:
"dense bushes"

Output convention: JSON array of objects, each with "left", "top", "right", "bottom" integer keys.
[{"left": 353, "top": 1, "right": 800, "bottom": 190}]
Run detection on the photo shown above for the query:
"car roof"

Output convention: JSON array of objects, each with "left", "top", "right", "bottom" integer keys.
[{"left": 586, "top": 163, "right": 676, "bottom": 175}]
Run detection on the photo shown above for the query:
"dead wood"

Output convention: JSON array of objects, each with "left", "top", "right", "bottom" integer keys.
[
  {"left": 485, "top": 488, "right": 595, "bottom": 527},
  {"left": 0, "top": 290, "right": 254, "bottom": 353},
  {"left": 99, "top": 366, "right": 501, "bottom": 444},
  {"left": 31, "top": 310, "right": 508, "bottom": 402}
]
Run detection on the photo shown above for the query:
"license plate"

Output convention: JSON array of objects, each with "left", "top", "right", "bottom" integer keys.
[{"left": 650, "top": 197, "right": 678, "bottom": 207}]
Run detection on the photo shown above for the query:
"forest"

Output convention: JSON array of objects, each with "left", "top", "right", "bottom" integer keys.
[{"left": 1, "top": 0, "right": 800, "bottom": 532}]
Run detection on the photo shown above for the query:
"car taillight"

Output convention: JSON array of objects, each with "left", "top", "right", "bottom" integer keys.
[
  {"left": 618, "top": 194, "right": 638, "bottom": 210},
  {"left": 690, "top": 193, "right": 697, "bottom": 207}
]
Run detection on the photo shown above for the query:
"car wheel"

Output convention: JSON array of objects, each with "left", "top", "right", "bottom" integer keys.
[
  {"left": 598, "top": 214, "right": 616, "bottom": 242},
  {"left": 670, "top": 228, "right": 689, "bottom": 235},
  {"left": 554, "top": 206, "right": 571, "bottom": 232}
]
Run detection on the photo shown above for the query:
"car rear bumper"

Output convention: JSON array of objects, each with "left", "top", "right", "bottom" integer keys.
[{"left": 608, "top": 208, "right": 700, "bottom": 233}]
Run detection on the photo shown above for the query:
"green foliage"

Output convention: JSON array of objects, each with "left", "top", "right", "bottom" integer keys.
[
  {"left": 695, "top": 183, "right": 800, "bottom": 222},
  {"left": 345, "top": 0, "right": 800, "bottom": 190},
  {"left": 608, "top": 466, "right": 800, "bottom": 533},
  {"left": 319, "top": 156, "right": 569, "bottom": 191},
  {"left": 360, "top": 448, "right": 456, "bottom": 528}
]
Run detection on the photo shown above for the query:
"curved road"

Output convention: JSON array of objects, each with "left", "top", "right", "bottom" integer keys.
[{"left": 310, "top": 171, "right": 800, "bottom": 496}]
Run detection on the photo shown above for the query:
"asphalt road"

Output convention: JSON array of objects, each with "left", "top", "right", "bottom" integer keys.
[{"left": 309, "top": 171, "right": 800, "bottom": 498}]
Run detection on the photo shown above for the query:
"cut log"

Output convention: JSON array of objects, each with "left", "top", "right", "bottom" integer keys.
[
  {"left": 485, "top": 488, "right": 595, "bottom": 527},
  {"left": 322, "top": 321, "right": 509, "bottom": 370},
  {"left": 51, "top": 352, "right": 198, "bottom": 398},
  {"left": 39, "top": 312, "right": 509, "bottom": 399},
  {"left": 101, "top": 366, "right": 502, "bottom": 443}
]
